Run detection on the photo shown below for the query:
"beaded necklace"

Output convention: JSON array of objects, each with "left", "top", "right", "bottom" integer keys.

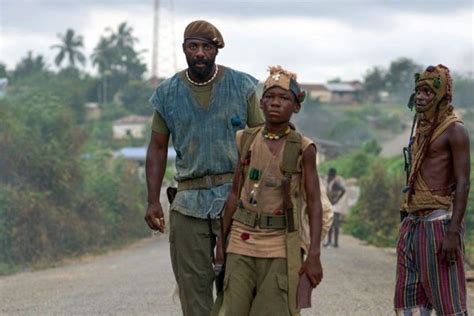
[
  {"left": 262, "top": 127, "right": 290, "bottom": 140},
  {"left": 186, "top": 64, "right": 219, "bottom": 86}
]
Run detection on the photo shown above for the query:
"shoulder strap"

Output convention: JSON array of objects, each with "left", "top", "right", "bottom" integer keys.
[
  {"left": 237, "top": 126, "right": 262, "bottom": 199},
  {"left": 239, "top": 126, "right": 262, "bottom": 159},
  {"left": 281, "top": 130, "right": 302, "bottom": 176}
]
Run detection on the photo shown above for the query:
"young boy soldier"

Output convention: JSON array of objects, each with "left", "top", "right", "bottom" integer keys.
[
  {"left": 395, "top": 64, "right": 470, "bottom": 315},
  {"left": 218, "top": 66, "right": 324, "bottom": 316}
]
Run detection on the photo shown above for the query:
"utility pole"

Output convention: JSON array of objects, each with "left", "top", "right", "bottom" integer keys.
[{"left": 150, "top": 0, "right": 177, "bottom": 86}]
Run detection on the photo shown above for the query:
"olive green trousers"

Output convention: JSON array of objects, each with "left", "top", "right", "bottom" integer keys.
[
  {"left": 169, "top": 210, "right": 220, "bottom": 316},
  {"left": 218, "top": 253, "right": 290, "bottom": 316}
]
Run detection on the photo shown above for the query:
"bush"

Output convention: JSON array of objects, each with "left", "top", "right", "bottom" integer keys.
[
  {"left": 0, "top": 86, "right": 148, "bottom": 273},
  {"left": 344, "top": 162, "right": 404, "bottom": 247}
]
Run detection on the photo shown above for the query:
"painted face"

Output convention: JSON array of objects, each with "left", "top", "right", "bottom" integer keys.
[
  {"left": 260, "top": 86, "right": 300, "bottom": 124},
  {"left": 182, "top": 39, "right": 218, "bottom": 80},
  {"left": 415, "top": 84, "right": 436, "bottom": 113}
]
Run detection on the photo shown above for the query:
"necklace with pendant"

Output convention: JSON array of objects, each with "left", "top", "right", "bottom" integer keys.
[
  {"left": 262, "top": 127, "right": 290, "bottom": 140},
  {"left": 186, "top": 64, "right": 219, "bottom": 86}
]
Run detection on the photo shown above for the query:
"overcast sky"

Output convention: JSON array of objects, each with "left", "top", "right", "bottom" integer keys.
[{"left": 1, "top": 0, "right": 473, "bottom": 83}]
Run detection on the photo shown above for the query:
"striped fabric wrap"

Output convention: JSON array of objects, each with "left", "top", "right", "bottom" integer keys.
[{"left": 394, "top": 211, "right": 467, "bottom": 315}]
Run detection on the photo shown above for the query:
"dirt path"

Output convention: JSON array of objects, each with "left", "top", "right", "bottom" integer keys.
[
  {"left": 1, "top": 233, "right": 473, "bottom": 315},
  {"left": 380, "top": 126, "right": 411, "bottom": 158}
]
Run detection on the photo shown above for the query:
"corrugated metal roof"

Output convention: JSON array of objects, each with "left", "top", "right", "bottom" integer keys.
[
  {"left": 115, "top": 147, "right": 176, "bottom": 161},
  {"left": 326, "top": 83, "right": 356, "bottom": 92}
]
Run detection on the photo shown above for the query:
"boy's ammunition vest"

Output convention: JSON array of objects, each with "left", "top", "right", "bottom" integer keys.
[{"left": 238, "top": 126, "right": 332, "bottom": 316}]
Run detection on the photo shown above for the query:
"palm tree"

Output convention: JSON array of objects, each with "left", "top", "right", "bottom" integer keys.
[
  {"left": 106, "top": 22, "right": 138, "bottom": 53},
  {"left": 91, "top": 37, "right": 114, "bottom": 75},
  {"left": 51, "top": 29, "right": 86, "bottom": 68},
  {"left": 91, "top": 37, "right": 115, "bottom": 104}
]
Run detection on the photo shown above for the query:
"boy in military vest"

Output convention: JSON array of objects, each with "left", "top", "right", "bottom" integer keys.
[{"left": 218, "top": 66, "right": 324, "bottom": 316}]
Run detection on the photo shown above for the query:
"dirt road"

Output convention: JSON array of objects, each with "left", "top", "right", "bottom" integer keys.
[{"left": 1, "top": 234, "right": 473, "bottom": 315}]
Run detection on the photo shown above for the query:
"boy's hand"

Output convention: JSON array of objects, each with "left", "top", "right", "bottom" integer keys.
[{"left": 299, "top": 253, "right": 323, "bottom": 288}]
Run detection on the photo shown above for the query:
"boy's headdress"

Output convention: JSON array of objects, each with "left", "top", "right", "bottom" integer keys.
[{"left": 263, "top": 65, "right": 306, "bottom": 103}]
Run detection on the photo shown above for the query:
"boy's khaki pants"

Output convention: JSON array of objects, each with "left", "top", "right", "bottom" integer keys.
[{"left": 219, "top": 253, "right": 290, "bottom": 316}]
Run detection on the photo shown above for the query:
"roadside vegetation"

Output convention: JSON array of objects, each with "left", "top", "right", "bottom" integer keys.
[{"left": 0, "top": 23, "right": 473, "bottom": 274}]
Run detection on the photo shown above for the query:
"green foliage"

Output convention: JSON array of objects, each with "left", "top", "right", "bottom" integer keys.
[
  {"left": 362, "top": 139, "right": 381, "bottom": 155},
  {"left": 0, "top": 63, "right": 7, "bottom": 78},
  {"left": 363, "top": 66, "right": 386, "bottom": 102},
  {"left": 120, "top": 80, "right": 155, "bottom": 115},
  {"left": 385, "top": 58, "right": 423, "bottom": 102},
  {"left": 453, "top": 75, "right": 474, "bottom": 108},
  {"left": 344, "top": 162, "right": 405, "bottom": 247},
  {"left": 11, "top": 51, "right": 49, "bottom": 80},
  {"left": 464, "top": 158, "right": 474, "bottom": 264},
  {"left": 320, "top": 139, "right": 382, "bottom": 178},
  {"left": 0, "top": 85, "right": 148, "bottom": 273},
  {"left": 91, "top": 22, "right": 147, "bottom": 103}
]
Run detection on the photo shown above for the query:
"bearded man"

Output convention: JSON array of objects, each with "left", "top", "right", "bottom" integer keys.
[
  {"left": 394, "top": 64, "right": 470, "bottom": 315},
  {"left": 144, "top": 20, "right": 263, "bottom": 316}
]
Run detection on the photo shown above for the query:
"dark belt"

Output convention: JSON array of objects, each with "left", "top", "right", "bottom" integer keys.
[
  {"left": 233, "top": 207, "right": 286, "bottom": 229},
  {"left": 177, "top": 173, "right": 234, "bottom": 191}
]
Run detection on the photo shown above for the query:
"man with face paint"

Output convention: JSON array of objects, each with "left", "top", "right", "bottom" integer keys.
[
  {"left": 394, "top": 65, "right": 470, "bottom": 315},
  {"left": 144, "top": 20, "right": 264, "bottom": 316}
]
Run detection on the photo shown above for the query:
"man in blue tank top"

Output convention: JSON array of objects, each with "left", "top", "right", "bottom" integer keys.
[{"left": 144, "top": 20, "right": 264, "bottom": 316}]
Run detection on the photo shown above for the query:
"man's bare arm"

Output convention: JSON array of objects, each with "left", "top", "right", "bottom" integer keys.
[
  {"left": 215, "top": 158, "right": 242, "bottom": 267},
  {"left": 448, "top": 123, "right": 470, "bottom": 234},
  {"left": 441, "top": 123, "right": 470, "bottom": 262},
  {"left": 222, "top": 159, "right": 242, "bottom": 239},
  {"left": 144, "top": 131, "right": 169, "bottom": 232}
]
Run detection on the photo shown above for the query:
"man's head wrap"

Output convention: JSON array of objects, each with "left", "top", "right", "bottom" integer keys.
[
  {"left": 414, "top": 64, "right": 453, "bottom": 114},
  {"left": 183, "top": 20, "right": 225, "bottom": 49},
  {"left": 263, "top": 65, "right": 306, "bottom": 103}
]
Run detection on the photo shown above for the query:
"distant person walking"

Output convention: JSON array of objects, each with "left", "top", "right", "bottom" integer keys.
[
  {"left": 324, "top": 168, "right": 346, "bottom": 248},
  {"left": 144, "top": 20, "right": 263, "bottom": 316},
  {"left": 394, "top": 64, "right": 470, "bottom": 315}
]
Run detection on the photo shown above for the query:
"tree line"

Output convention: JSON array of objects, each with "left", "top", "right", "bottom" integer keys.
[
  {"left": 0, "top": 21, "right": 472, "bottom": 273},
  {"left": 363, "top": 57, "right": 473, "bottom": 107}
]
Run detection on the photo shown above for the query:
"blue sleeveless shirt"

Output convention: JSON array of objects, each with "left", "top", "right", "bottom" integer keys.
[{"left": 150, "top": 67, "right": 258, "bottom": 218}]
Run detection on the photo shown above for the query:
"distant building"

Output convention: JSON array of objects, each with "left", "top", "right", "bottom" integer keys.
[
  {"left": 300, "top": 80, "right": 362, "bottom": 104},
  {"left": 115, "top": 146, "right": 177, "bottom": 182},
  {"left": 113, "top": 115, "right": 151, "bottom": 139},
  {"left": 326, "top": 82, "right": 360, "bottom": 104},
  {"left": 300, "top": 83, "right": 331, "bottom": 103},
  {"left": 84, "top": 102, "right": 101, "bottom": 121}
]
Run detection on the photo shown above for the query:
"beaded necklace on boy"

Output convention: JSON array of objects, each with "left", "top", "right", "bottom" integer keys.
[{"left": 262, "top": 127, "right": 290, "bottom": 140}]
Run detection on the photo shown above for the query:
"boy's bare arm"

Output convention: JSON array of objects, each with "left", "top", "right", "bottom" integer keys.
[
  {"left": 299, "top": 144, "right": 323, "bottom": 287},
  {"left": 303, "top": 144, "right": 323, "bottom": 254}
]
